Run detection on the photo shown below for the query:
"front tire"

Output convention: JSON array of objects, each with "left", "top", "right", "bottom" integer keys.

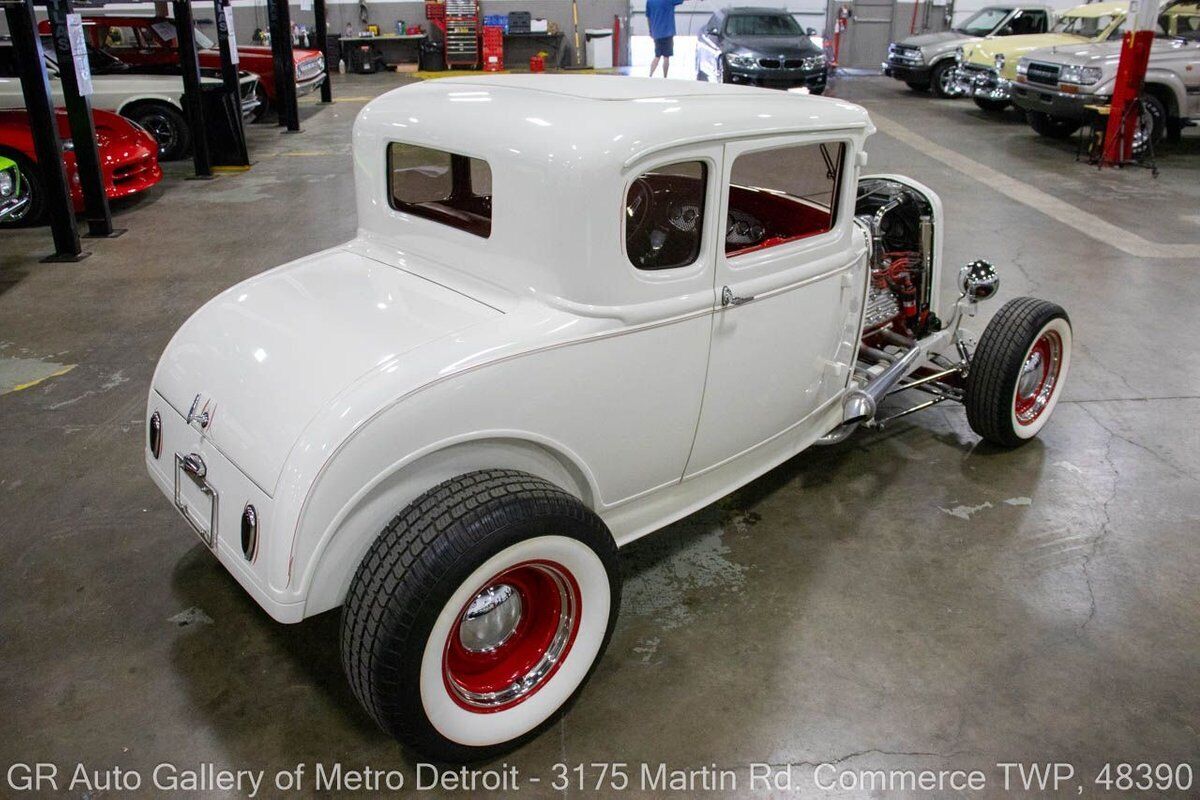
[
  {"left": 341, "top": 470, "right": 621, "bottom": 762},
  {"left": 1028, "top": 111, "right": 1082, "bottom": 140},
  {"left": 125, "top": 102, "right": 191, "bottom": 161},
  {"left": 0, "top": 149, "right": 44, "bottom": 227},
  {"left": 929, "top": 60, "right": 960, "bottom": 99},
  {"left": 965, "top": 297, "right": 1072, "bottom": 447}
]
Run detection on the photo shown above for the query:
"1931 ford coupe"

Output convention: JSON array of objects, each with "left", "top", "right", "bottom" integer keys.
[{"left": 146, "top": 76, "right": 1071, "bottom": 761}]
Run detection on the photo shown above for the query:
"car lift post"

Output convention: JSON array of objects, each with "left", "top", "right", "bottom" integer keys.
[
  {"left": 2, "top": 0, "right": 86, "bottom": 261},
  {"left": 1101, "top": 0, "right": 1158, "bottom": 166},
  {"left": 172, "top": 0, "right": 214, "bottom": 179},
  {"left": 213, "top": 0, "right": 250, "bottom": 166},
  {"left": 313, "top": 0, "right": 332, "bottom": 103},
  {"left": 265, "top": 0, "right": 300, "bottom": 131},
  {"left": 44, "top": 0, "right": 121, "bottom": 238}
]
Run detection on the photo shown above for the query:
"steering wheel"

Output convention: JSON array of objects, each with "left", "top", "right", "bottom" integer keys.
[{"left": 626, "top": 177, "right": 655, "bottom": 239}]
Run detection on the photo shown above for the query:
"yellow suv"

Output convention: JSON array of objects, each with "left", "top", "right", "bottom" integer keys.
[{"left": 953, "top": 1, "right": 1130, "bottom": 111}]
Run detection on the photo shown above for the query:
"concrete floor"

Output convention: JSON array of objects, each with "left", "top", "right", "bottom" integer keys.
[{"left": 1, "top": 74, "right": 1197, "bottom": 798}]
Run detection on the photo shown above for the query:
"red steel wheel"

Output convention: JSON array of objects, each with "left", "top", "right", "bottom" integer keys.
[
  {"left": 1013, "top": 329, "right": 1063, "bottom": 426},
  {"left": 443, "top": 560, "right": 582, "bottom": 712}
]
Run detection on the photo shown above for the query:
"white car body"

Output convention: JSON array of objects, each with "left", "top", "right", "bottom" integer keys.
[
  {"left": 146, "top": 76, "right": 993, "bottom": 625},
  {"left": 0, "top": 48, "right": 259, "bottom": 118}
]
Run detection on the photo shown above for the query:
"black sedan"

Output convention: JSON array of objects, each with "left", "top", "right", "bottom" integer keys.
[{"left": 695, "top": 7, "right": 827, "bottom": 92}]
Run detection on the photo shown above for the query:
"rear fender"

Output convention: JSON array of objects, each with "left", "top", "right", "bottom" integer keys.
[{"left": 301, "top": 436, "right": 597, "bottom": 618}]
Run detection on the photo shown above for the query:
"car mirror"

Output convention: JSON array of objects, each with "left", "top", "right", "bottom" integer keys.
[
  {"left": 960, "top": 259, "right": 999, "bottom": 301},
  {"left": 707, "top": 27, "right": 721, "bottom": 37},
  {"left": 807, "top": 27, "right": 817, "bottom": 35}
]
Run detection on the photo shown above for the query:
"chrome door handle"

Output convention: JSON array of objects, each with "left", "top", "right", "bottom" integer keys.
[{"left": 721, "top": 285, "right": 754, "bottom": 307}]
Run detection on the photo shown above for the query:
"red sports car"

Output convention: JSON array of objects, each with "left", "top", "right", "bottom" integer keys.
[
  {"left": 39, "top": 15, "right": 326, "bottom": 121},
  {"left": 0, "top": 107, "right": 162, "bottom": 227}
]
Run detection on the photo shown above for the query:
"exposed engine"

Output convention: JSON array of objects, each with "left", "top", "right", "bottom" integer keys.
[{"left": 856, "top": 179, "right": 938, "bottom": 339}]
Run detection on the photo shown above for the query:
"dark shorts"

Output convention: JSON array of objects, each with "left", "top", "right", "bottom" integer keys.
[{"left": 653, "top": 36, "right": 674, "bottom": 58}]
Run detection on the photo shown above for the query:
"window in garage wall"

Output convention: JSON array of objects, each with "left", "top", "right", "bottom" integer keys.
[{"left": 726, "top": 141, "right": 844, "bottom": 256}]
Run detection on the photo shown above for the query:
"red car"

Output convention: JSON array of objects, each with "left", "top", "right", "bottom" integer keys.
[
  {"left": 0, "top": 107, "right": 162, "bottom": 227},
  {"left": 40, "top": 15, "right": 326, "bottom": 121}
]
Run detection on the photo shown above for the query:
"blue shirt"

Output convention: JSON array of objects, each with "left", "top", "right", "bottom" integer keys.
[{"left": 646, "top": 0, "right": 683, "bottom": 40}]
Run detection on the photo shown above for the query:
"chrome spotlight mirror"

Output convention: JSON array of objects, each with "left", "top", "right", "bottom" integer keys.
[{"left": 960, "top": 259, "right": 999, "bottom": 301}]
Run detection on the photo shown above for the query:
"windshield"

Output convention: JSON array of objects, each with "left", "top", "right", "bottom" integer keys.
[
  {"left": 725, "top": 14, "right": 803, "bottom": 36},
  {"left": 1159, "top": 3, "right": 1200, "bottom": 38},
  {"left": 957, "top": 8, "right": 1013, "bottom": 35},
  {"left": 1051, "top": 13, "right": 1126, "bottom": 39}
]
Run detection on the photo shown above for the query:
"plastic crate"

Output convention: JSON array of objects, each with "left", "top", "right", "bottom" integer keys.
[
  {"left": 483, "top": 14, "right": 508, "bottom": 32},
  {"left": 482, "top": 47, "right": 503, "bottom": 71},
  {"left": 508, "top": 10, "right": 531, "bottom": 33},
  {"left": 483, "top": 26, "right": 504, "bottom": 45}
]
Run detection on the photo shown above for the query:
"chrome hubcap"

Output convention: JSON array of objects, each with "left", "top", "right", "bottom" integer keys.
[
  {"left": 1017, "top": 350, "right": 1044, "bottom": 399},
  {"left": 458, "top": 583, "right": 523, "bottom": 653}
]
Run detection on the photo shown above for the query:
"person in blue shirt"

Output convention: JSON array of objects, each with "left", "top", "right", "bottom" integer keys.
[{"left": 646, "top": 0, "right": 684, "bottom": 77}]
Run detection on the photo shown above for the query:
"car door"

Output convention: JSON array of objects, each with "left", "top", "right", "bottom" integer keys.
[{"left": 684, "top": 133, "right": 865, "bottom": 477}]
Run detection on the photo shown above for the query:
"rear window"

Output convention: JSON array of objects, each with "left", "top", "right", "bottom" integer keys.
[{"left": 387, "top": 142, "right": 493, "bottom": 238}]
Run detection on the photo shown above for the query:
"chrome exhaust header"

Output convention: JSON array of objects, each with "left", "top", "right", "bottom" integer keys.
[{"left": 841, "top": 346, "right": 922, "bottom": 425}]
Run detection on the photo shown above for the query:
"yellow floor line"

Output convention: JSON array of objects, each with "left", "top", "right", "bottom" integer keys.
[{"left": 10, "top": 364, "right": 75, "bottom": 393}]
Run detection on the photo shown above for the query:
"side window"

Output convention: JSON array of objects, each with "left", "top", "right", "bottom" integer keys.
[
  {"left": 726, "top": 141, "right": 845, "bottom": 257},
  {"left": 625, "top": 160, "right": 707, "bottom": 271},
  {"left": 387, "top": 142, "right": 492, "bottom": 238},
  {"left": 1028, "top": 11, "right": 1049, "bottom": 33}
]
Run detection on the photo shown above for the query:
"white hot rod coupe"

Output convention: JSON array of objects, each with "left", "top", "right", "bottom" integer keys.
[{"left": 146, "top": 76, "right": 1071, "bottom": 760}]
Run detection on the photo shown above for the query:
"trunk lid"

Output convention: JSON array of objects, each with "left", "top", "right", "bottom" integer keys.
[{"left": 154, "top": 248, "right": 500, "bottom": 493}]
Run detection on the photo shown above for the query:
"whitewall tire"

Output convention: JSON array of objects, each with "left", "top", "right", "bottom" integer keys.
[
  {"left": 341, "top": 470, "right": 620, "bottom": 762},
  {"left": 966, "top": 297, "right": 1072, "bottom": 447}
]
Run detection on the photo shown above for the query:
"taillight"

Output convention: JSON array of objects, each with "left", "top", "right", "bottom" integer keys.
[
  {"left": 241, "top": 504, "right": 259, "bottom": 562},
  {"left": 149, "top": 411, "right": 162, "bottom": 458}
]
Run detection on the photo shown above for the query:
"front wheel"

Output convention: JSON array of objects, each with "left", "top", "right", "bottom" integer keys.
[
  {"left": 965, "top": 297, "right": 1072, "bottom": 447},
  {"left": 0, "top": 149, "right": 44, "bottom": 228},
  {"left": 929, "top": 61, "right": 960, "bottom": 99},
  {"left": 973, "top": 97, "right": 1010, "bottom": 113},
  {"left": 1028, "top": 111, "right": 1082, "bottom": 140},
  {"left": 125, "top": 103, "right": 191, "bottom": 161},
  {"left": 341, "top": 470, "right": 621, "bottom": 762}
]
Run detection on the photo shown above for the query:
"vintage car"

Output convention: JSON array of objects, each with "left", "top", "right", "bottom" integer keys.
[
  {"left": 695, "top": 7, "right": 827, "bottom": 92},
  {"left": 146, "top": 76, "right": 1072, "bottom": 761},
  {"left": 0, "top": 108, "right": 162, "bottom": 227},
  {"left": 954, "top": 1, "right": 1129, "bottom": 111},
  {"left": 39, "top": 15, "right": 326, "bottom": 122},
  {"left": 884, "top": 4, "right": 1056, "bottom": 97},
  {"left": 0, "top": 39, "right": 259, "bottom": 160},
  {"left": 0, "top": 154, "right": 24, "bottom": 221},
  {"left": 1012, "top": 0, "right": 1200, "bottom": 145}
]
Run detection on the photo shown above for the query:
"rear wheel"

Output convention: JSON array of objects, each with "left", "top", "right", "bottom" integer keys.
[
  {"left": 965, "top": 297, "right": 1072, "bottom": 447},
  {"left": 0, "top": 149, "right": 44, "bottom": 228},
  {"left": 1132, "top": 93, "right": 1166, "bottom": 155},
  {"left": 125, "top": 102, "right": 190, "bottom": 161},
  {"left": 973, "top": 97, "right": 1010, "bottom": 113},
  {"left": 1028, "top": 111, "right": 1082, "bottom": 140},
  {"left": 341, "top": 470, "right": 621, "bottom": 762}
]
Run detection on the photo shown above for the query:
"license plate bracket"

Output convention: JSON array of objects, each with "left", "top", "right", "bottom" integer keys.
[{"left": 174, "top": 452, "right": 219, "bottom": 548}]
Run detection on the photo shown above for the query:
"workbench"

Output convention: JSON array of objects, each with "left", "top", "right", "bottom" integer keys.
[{"left": 339, "top": 33, "right": 427, "bottom": 68}]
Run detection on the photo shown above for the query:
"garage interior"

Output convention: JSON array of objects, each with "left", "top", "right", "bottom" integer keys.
[{"left": 1, "top": 0, "right": 1198, "bottom": 791}]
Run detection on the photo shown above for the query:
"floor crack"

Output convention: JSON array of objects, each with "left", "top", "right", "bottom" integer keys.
[{"left": 1076, "top": 405, "right": 1123, "bottom": 634}]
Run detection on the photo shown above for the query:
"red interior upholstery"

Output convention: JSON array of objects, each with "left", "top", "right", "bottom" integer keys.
[{"left": 726, "top": 186, "right": 833, "bottom": 256}]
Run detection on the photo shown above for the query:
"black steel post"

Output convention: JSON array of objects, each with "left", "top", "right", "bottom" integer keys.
[
  {"left": 172, "top": 0, "right": 213, "bottom": 178},
  {"left": 270, "top": 0, "right": 300, "bottom": 131},
  {"left": 45, "top": 0, "right": 121, "bottom": 238},
  {"left": 264, "top": 0, "right": 287, "bottom": 126},
  {"left": 213, "top": 0, "right": 250, "bottom": 165},
  {"left": 3, "top": 0, "right": 86, "bottom": 261},
  {"left": 313, "top": 0, "right": 332, "bottom": 103}
]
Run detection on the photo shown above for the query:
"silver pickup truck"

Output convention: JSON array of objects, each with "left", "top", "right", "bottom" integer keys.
[
  {"left": 884, "top": 5, "right": 1055, "bottom": 97},
  {"left": 1012, "top": 0, "right": 1200, "bottom": 147}
]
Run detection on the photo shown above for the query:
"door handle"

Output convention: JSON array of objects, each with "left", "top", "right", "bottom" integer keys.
[{"left": 721, "top": 285, "right": 754, "bottom": 307}]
